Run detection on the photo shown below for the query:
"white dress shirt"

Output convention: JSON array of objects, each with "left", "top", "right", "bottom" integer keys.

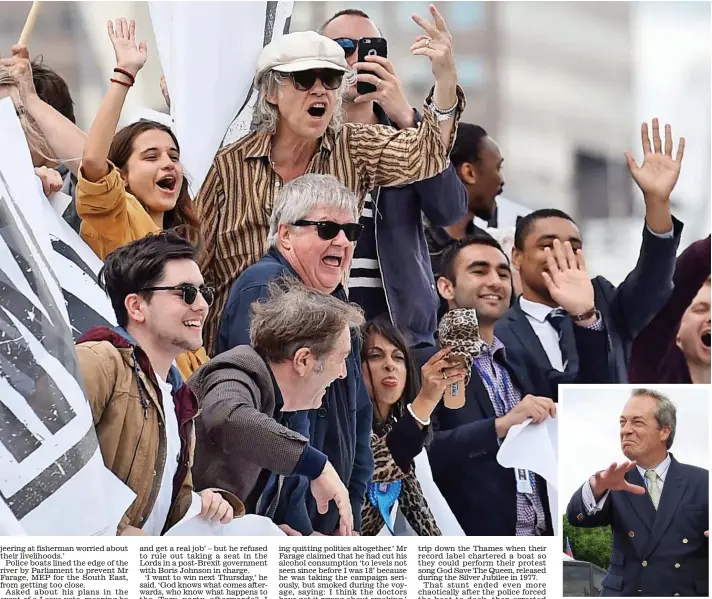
[
  {"left": 142, "top": 375, "right": 181, "bottom": 536},
  {"left": 519, "top": 298, "right": 566, "bottom": 372},
  {"left": 582, "top": 453, "right": 672, "bottom": 514}
]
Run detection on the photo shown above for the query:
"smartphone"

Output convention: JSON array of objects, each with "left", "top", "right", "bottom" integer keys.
[{"left": 357, "top": 37, "right": 388, "bottom": 96}]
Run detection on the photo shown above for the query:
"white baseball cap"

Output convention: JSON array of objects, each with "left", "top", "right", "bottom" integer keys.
[{"left": 255, "top": 31, "right": 349, "bottom": 85}]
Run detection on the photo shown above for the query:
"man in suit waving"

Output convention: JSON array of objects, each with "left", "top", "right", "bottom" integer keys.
[
  {"left": 567, "top": 389, "right": 709, "bottom": 597},
  {"left": 495, "top": 120, "right": 684, "bottom": 399}
]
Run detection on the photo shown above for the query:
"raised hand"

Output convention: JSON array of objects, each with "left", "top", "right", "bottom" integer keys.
[
  {"left": 625, "top": 119, "right": 684, "bottom": 204},
  {"left": 541, "top": 239, "right": 595, "bottom": 317},
  {"left": 107, "top": 18, "right": 147, "bottom": 78},
  {"left": 0, "top": 44, "right": 36, "bottom": 101},
  {"left": 589, "top": 461, "right": 646, "bottom": 501},
  {"left": 410, "top": 4, "right": 456, "bottom": 87},
  {"left": 353, "top": 56, "right": 414, "bottom": 128}
]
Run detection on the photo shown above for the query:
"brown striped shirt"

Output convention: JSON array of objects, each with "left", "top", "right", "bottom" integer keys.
[{"left": 196, "top": 89, "right": 466, "bottom": 356}]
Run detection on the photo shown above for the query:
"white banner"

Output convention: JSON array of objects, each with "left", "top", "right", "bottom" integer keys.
[
  {"left": 149, "top": 0, "right": 294, "bottom": 196},
  {"left": 0, "top": 98, "right": 134, "bottom": 536}
]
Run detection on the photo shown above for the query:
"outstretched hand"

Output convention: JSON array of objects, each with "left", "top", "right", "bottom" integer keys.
[
  {"left": 590, "top": 461, "right": 647, "bottom": 500},
  {"left": 541, "top": 239, "right": 594, "bottom": 317},
  {"left": 107, "top": 18, "right": 147, "bottom": 78},
  {"left": 625, "top": 119, "right": 684, "bottom": 204}
]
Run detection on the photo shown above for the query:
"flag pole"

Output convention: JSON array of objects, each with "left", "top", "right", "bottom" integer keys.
[{"left": 18, "top": 1, "right": 42, "bottom": 46}]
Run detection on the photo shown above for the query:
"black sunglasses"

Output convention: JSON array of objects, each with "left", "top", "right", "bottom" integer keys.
[
  {"left": 293, "top": 220, "right": 363, "bottom": 242},
  {"left": 290, "top": 69, "right": 344, "bottom": 91},
  {"left": 140, "top": 284, "right": 215, "bottom": 307},
  {"left": 334, "top": 37, "right": 359, "bottom": 58}
]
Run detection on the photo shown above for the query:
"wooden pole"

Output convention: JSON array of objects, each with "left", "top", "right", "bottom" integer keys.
[{"left": 18, "top": 1, "right": 41, "bottom": 46}]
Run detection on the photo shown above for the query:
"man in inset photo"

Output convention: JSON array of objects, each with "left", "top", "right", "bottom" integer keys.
[{"left": 562, "top": 386, "right": 709, "bottom": 597}]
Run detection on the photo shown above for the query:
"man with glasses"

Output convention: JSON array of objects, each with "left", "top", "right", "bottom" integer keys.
[
  {"left": 215, "top": 174, "right": 373, "bottom": 536},
  {"left": 319, "top": 9, "right": 467, "bottom": 348},
  {"left": 74, "top": 231, "right": 242, "bottom": 535},
  {"left": 195, "top": 5, "right": 466, "bottom": 356}
]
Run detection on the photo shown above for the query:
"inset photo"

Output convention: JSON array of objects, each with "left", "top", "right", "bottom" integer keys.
[{"left": 559, "top": 385, "right": 709, "bottom": 597}]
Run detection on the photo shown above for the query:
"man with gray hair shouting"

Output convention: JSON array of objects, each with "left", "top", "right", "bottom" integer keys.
[
  {"left": 214, "top": 173, "right": 373, "bottom": 536},
  {"left": 567, "top": 389, "right": 709, "bottom": 597},
  {"left": 190, "top": 279, "right": 364, "bottom": 536}
]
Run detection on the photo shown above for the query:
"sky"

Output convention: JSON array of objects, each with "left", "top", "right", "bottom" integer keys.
[{"left": 559, "top": 385, "right": 709, "bottom": 515}]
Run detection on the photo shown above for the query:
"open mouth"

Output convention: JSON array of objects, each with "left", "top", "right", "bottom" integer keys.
[
  {"left": 702, "top": 332, "right": 711, "bottom": 348},
  {"left": 307, "top": 103, "right": 327, "bottom": 118},
  {"left": 183, "top": 319, "right": 202, "bottom": 329},
  {"left": 156, "top": 174, "right": 177, "bottom": 193},
  {"left": 322, "top": 255, "right": 342, "bottom": 268},
  {"left": 480, "top": 294, "right": 503, "bottom": 302}
]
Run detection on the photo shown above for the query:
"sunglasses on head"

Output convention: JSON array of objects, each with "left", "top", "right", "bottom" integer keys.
[
  {"left": 293, "top": 220, "right": 363, "bottom": 242},
  {"left": 290, "top": 69, "right": 344, "bottom": 91},
  {"left": 140, "top": 284, "right": 215, "bottom": 307},
  {"left": 334, "top": 37, "right": 359, "bottom": 58}
]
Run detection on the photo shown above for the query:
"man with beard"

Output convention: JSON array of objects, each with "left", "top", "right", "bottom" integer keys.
[
  {"left": 417, "top": 232, "right": 607, "bottom": 535},
  {"left": 426, "top": 123, "right": 505, "bottom": 276},
  {"left": 567, "top": 389, "right": 709, "bottom": 597}
]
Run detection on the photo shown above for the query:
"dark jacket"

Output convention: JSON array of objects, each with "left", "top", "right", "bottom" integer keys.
[
  {"left": 416, "top": 319, "right": 608, "bottom": 535},
  {"left": 567, "top": 455, "right": 709, "bottom": 597},
  {"left": 215, "top": 247, "right": 374, "bottom": 533},
  {"left": 188, "top": 346, "right": 328, "bottom": 511},
  {"left": 629, "top": 235, "right": 711, "bottom": 384},
  {"left": 373, "top": 104, "right": 467, "bottom": 347},
  {"left": 495, "top": 219, "right": 684, "bottom": 399}
]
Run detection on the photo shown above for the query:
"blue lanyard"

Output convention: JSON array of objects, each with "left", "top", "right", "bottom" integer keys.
[{"left": 473, "top": 359, "right": 508, "bottom": 416}]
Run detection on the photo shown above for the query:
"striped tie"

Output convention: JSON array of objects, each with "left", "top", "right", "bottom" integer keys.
[{"left": 645, "top": 469, "right": 661, "bottom": 509}]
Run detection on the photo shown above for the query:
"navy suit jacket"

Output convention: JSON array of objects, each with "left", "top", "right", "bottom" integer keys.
[
  {"left": 495, "top": 219, "right": 683, "bottom": 399},
  {"left": 567, "top": 455, "right": 709, "bottom": 597}
]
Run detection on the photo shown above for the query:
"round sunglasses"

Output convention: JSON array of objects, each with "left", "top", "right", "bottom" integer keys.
[
  {"left": 290, "top": 69, "right": 344, "bottom": 91},
  {"left": 139, "top": 284, "right": 215, "bottom": 307},
  {"left": 292, "top": 220, "right": 363, "bottom": 242},
  {"left": 334, "top": 37, "right": 359, "bottom": 58}
]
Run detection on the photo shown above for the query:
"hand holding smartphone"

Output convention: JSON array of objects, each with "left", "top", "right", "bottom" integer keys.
[{"left": 356, "top": 37, "right": 388, "bottom": 96}]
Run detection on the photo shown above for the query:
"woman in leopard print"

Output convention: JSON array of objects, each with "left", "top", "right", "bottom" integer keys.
[{"left": 360, "top": 319, "right": 467, "bottom": 536}]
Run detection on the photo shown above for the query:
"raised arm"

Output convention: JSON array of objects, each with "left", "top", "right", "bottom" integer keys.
[
  {"left": 0, "top": 45, "right": 86, "bottom": 176},
  {"left": 348, "top": 6, "right": 465, "bottom": 190},
  {"left": 81, "top": 18, "right": 147, "bottom": 182}
]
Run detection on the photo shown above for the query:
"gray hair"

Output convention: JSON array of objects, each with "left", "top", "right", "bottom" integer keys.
[
  {"left": 251, "top": 68, "right": 355, "bottom": 135},
  {"left": 631, "top": 388, "right": 677, "bottom": 449},
  {"left": 267, "top": 173, "right": 360, "bottom": 246},
  {"left": 249, "top": 277, "right": 364, "bottom": 363}
]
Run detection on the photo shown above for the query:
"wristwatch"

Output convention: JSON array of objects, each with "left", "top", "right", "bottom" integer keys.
[
  {"left": 571, "top": 307, "right": 598, "bottom": 322},
  {"left": 427, "top": 98, "right": 458, "bottom": 122}
]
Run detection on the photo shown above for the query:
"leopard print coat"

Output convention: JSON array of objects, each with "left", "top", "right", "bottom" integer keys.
[{"left": 361, "top": 411, "right": 441, "bottom": 536}]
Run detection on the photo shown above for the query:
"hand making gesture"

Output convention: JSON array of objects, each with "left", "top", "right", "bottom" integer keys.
[
  {"left": 625, "top": 118, "right": 684, "bottom": 234},
  {"left": 410, "top": 4, "right": 456, "bottom": 87},
  {"left": 589, "top": 461, "right": 647, "bottom": 502},
  {"left": 107, "top": 18, "right": 147, "bottom": 79},
  {"left": 542, "top": 239, "right": 596, "bottom": 322}
]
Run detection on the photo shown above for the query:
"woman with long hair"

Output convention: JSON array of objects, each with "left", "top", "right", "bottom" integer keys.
[
  {"left": 360, "top": 319, "right": 466, "bottom": 535},
  {"left": 76, "top": 18, "right": 204, "bottom": 379}
]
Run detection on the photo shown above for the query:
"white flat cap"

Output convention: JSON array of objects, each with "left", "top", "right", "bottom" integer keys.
[{"left": 255, "top": 31, "right": 349, "bottom": 85}]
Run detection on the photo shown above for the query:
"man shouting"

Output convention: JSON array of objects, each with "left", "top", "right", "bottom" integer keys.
[{"left": 567, "top": 389, "right": 709, "bottom": 597}]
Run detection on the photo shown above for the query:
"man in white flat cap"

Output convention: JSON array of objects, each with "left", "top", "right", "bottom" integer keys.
[{"left": 195, "top": 5, "right": 466, "bottom": 358}]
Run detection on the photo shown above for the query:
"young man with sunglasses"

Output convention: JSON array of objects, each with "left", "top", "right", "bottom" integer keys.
[
  {"left": 215, "top": 174, "right": 373, "bottom": 536},
  {"left": 195, "top": 4, "right": 466, "bottom": 357},
  {"left": 319, "top": 9, "right": 467, "bottom": 348},
  {"left": 75, "top": 231, "right": 242, "bottom": 536}
]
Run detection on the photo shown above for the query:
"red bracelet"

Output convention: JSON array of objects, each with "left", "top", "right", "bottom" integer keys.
[
  {"left": 110, "top": 77, "right": 132, "bottom": 88},
  {"left": 113, "top": 67, "right": 136, "bottom": 85}
]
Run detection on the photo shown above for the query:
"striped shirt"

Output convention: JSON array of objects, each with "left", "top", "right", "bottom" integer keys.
[
  {"left": 473, "top": 337, "right": 548, "bottom": 536},
  {"left": 195, "top": 89, "right": 466, "bottom": 355},
  {"left": 349, "top": 190, "right": 389, "bottom": 321}
]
